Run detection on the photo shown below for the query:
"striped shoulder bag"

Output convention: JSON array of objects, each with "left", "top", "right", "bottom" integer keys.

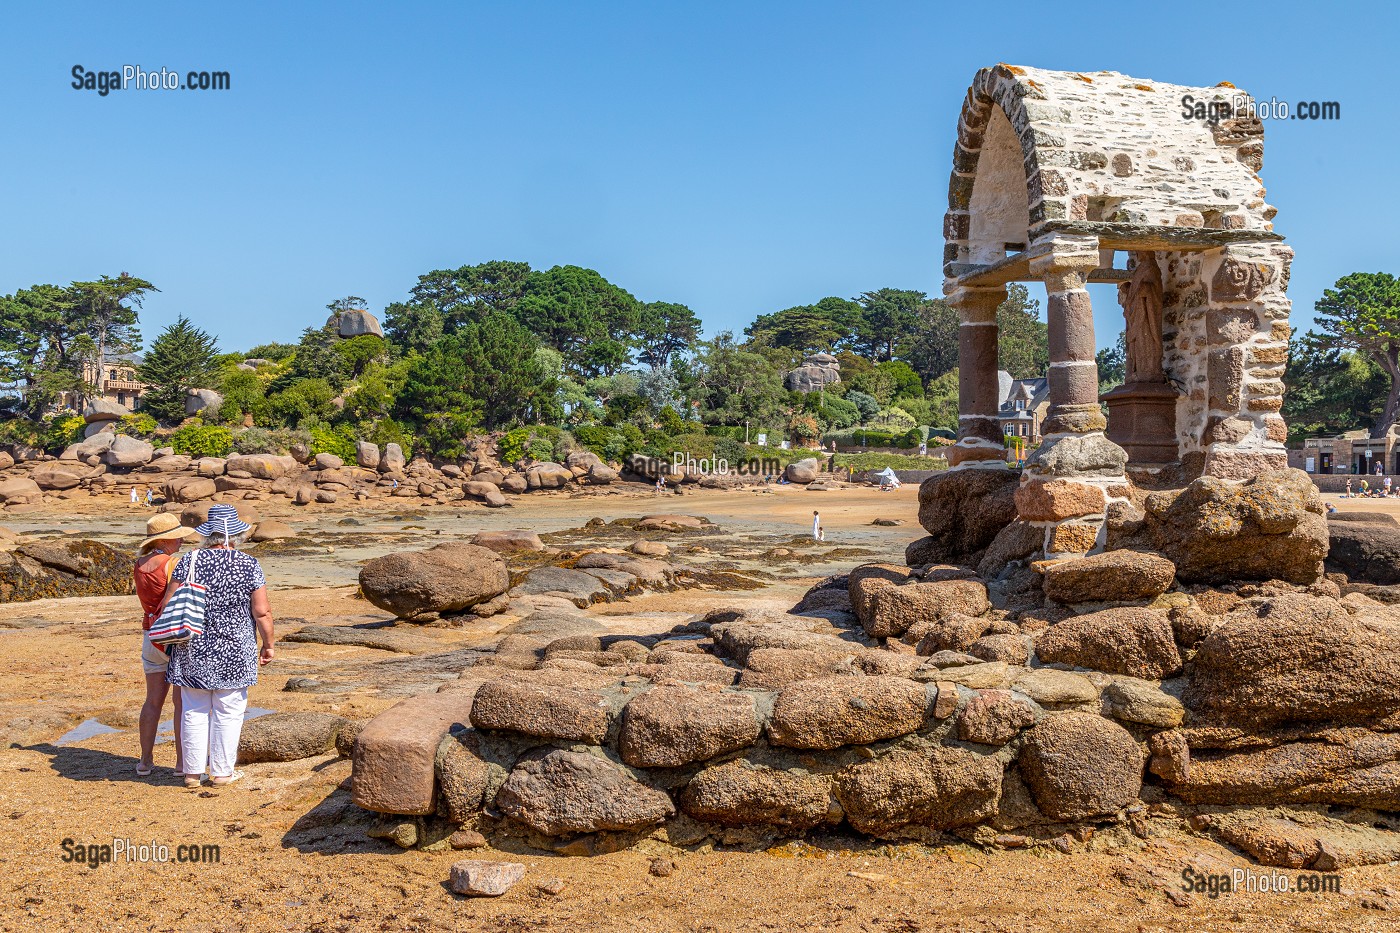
[{"left": 148, "top": 549, "right": 207, "bottom": 647}]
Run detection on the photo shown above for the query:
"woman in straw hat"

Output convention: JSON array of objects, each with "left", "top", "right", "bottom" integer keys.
[
  {"left": 134, "top": 512, "right": 199, "bottom": 777},
  {"left": 154, "top": 504, "right": 275, "bottom": 789}
]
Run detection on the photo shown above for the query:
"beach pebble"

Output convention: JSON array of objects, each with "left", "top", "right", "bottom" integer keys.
[{"left": 449, "top": 859, "right": 526, "bottom": 897}]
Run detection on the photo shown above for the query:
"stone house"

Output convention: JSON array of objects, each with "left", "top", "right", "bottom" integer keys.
[
  {"left": 59, "top": 353, "right": 147, "bottom": 413},
  {"left": 997, "top": 372, "right": 1049, "bottom": 444},
  {"left": 1292, "top": 429, "right": 1400, "bottom": 476}
]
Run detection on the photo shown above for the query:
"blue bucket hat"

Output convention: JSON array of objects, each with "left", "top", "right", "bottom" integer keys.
[{"left": 195, "top": 503, "right": 252, "bottom": 540}]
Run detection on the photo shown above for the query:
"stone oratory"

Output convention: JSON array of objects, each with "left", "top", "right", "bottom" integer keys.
[{"left": 943, "top": 64, "right": 1292, "bottom": 558}]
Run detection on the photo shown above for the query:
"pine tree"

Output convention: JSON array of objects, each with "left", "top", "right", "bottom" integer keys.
[{"left": 137, "top": 316, "right": 220, "bottom": 424}]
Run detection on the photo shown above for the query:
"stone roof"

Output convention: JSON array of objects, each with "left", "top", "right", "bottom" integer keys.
[{"left": 945, "top": 64, "right": 1278, "bottom": 277}]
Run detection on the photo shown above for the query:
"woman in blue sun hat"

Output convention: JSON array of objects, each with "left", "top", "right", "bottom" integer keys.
[{"left": 154, "top": 504, "right": 276, "bottom": 789}]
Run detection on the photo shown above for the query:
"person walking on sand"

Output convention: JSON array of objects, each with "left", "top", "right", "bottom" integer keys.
[
  {"left": 812, "top": 510, "right": 824, "bottom": 542},
  {"left": 130, "top": 486, "right": 139, "bottom": 507},
  {"left": 154, "top": 504, "right": 275, "bottom": 790},
  {"left": 655, "top": 475, "right": 665, "bottom": 497},
  {"left": 133, "top": 513, "right": 199, "bottom": 777}
]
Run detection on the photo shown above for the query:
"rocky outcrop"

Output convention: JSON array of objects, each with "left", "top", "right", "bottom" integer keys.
[
  {"left": 237, "top": 712, "right": 349, "bottom": 763},
  {"left": 102, "top": 435, "right": 154, "bottom": 468},
  {"left": 0, "top": 539, "right": 134, "bottom": 602},
  {"left": 913, "top": 468, "right": 1019, "bottom": 565},
  {"left": 1018, "top": 713, "right": 1143, "bottom": 821},
  {"left": 494, "top": 748, "right": 675, "bottom": 836},
  {"left": 836, "top": 747, "right": 1002, "bottom": 836},
  {"left": 1184, "top": 594, "right": 1400, "bottom": 730},
  {"left": 329, "top": 308, "right": 384, "bottom": 338},
  {"left": 1137, "top": 469, "right": 1327, "bottom": 584},
  {"left": 1326, "top": 513, "right": 1400, "bottom": 585},
  {"left": 784, "top": 459, "right": 820, "bottom": 484},
  {"left": 681, "top": 760, "right": 835, "bottom": 828},
  {"left": 1035, "top": 607, "right": 1182, "bottom": 680},
  {"left": 358, "top": 542, "right": 510, "bottom": 619},
  {"left": 225, "top": 454, "right": 297, "bottom": 480},
  {"left": 785, "top": 352, "right": 841, "bottom": 392},
  {"left": 184, "top": 388, "right": 223, "bottom": 417},
  {"left": 767, "top": 676, "right": 928, "bottom": 750},
  {"left": 1041, "top": 550, "right": 1175, "bottom": 604}
]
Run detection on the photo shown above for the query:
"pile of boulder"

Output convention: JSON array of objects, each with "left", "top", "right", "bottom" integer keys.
[
  {"left": 0, "top": 436, "right": 650, "bottom": 513},
  {"left": 342, "top": 465, "right": 1400, "bottom": 870},
  {"left": 355, "top": 534, "right": 698, "bottom": 623}
]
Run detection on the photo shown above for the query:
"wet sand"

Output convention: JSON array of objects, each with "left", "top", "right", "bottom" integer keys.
[{"left": 1, "top": 484, "right": 1396, "bottom": 931}]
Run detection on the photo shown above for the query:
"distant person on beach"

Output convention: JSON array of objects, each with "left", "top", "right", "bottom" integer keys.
[
  {"left": 1344, "top": 479, "right": 1353, "bottom": 498},
  {"left": 130, "top": 487, "right": 139, "bottom": 507},
  {"left": 812, "top": 510, "right": 823, "bottom": 542},
  {"left": 155, "top": 504, "right": 275, "bottom": 789},
  {"left": 1326, "top": 502, "right": 1338, "bottom": 514},
  {"left": 133, "top": 513, "right": 199, "bottom": 777},
  {"left": 655, "top": 475, "right": 665, "bottom": 496},
  {"left": 145, "top": 488, "right": 154, "bottom": 507}
]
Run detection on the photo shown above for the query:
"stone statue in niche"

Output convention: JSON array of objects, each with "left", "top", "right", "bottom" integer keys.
[
  {"left": 1211, "top": 257, "right": 1272, "bottom": 302},
  {"left": 1122, "top": 251, "right": 1165, "bottom": 384},
  {"left": 1103, "top": 250, "right": 1179, "bottom": 464}
]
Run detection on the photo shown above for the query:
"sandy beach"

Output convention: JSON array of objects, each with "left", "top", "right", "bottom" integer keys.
[{"left": 1, "top": 484, "right": 1397, "bottom": 932}]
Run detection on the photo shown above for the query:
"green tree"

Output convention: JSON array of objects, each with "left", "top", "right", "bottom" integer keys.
[
  {"left": 1096, "top": 331, "right": 1127, "bottom": 394},
  {"left": 395, "top": 313, "right": 553, "bottom": 454},
  {"left": 924, "top": 370, "right": 960, "bottom": 431},
  {"left": 68, "top": 273, "right": 156, "bottom": 404},
  {"left": 242, "top": 342, "right": 296, "bottom": 362},
  {"left": 382, "top": 300, "right": 444, "bottom": 355},
  {"left": 846, "top": 389, "right": 880, "bottom": 423},
  {"left": 276, "top": 325, "right": 350, "bottom": 392},
  {"left": 411, "top": 260, "right": 532, "bottom": 330},
  {"left": 267, "top": 378, "right": 336, "bottom": 427},
  {"left": 0, "top": 284, "right": 84, "bottom": 416},
  {"left": 996, "top": 284, "right": 1048, "bottom": 378},
  {"left": 856, "top": 288, "right": 924, "bottom": 361},
  {"left": 1283, "top": 339, "right": 1387, "bottom": 441},
  {"left": 334, "top": 334, "right": 387, "bottom": 378},
  {"left": 217, "top": 369, "right": 269, "bottom": 425},
  {"left": 1313, "top": 272, "right": 1400, "bottom": 437},
  {"left": 693, "top": 332, "right": 787, "bottom": 430},
  {"left": 746, "top": 297, "right": 864, "bottom": 354},
  {"left": 326, "top": 296, "right": 368, "bottom": 315},
  {"left": 137, "top": 316, "right": 221, "bottom": 424},
  {"left": 514, "top": 265, "right": 641, "bottom": 377},
  {"left": 899, "top": 298, "right": 960, "bottom": 385},
  {"left": 635, "top": 301, "right": 701, "bottom": 368}
]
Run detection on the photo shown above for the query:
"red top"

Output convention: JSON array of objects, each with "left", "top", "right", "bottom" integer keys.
[{"left": 134, "top": 552, "right": 175, "bottom": 631}]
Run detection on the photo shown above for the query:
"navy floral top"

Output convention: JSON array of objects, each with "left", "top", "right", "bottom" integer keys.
[{"left": 166, "top": 548, "right": 266, "bottom": 690}]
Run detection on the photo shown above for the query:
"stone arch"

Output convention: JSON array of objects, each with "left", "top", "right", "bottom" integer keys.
[
  {"left": 945, "top": 64, "right": 1044, "bottom": 272},
  {"left": 941, "top": 64, "right": 1294, "bottom": 556}
]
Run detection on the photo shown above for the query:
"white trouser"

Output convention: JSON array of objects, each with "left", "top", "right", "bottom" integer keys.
[{"left": 180, "top": 687, "right": 248, "bottom": 778}]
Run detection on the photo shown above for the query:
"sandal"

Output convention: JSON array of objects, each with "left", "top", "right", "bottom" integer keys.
[
  {"left": 208, "top": 770, "right": 245, "bottom": 787},
  {"left": 136, "top": 763, "right": 154, "bottom": 777},
  {"left": 184, "top": 776, "right": 203, "bottom": 789}
]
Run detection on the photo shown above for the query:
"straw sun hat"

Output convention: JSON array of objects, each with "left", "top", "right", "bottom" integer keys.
[{"left": 139, "top": 512, "right": 199, "bottom": 551}]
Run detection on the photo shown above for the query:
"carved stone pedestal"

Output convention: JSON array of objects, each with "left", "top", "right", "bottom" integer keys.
[{"left": 1101, "top": 381, "right": 1179, "bottom": 465}]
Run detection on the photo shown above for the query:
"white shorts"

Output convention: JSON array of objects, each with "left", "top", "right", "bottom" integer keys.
[{"left": 141, "top": 631, "right": 170, "bottom": 675}]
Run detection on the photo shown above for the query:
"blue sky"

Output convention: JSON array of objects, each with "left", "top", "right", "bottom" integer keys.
[{"left": 1, "top": 0, "right": 1394, "bottom": 354}]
